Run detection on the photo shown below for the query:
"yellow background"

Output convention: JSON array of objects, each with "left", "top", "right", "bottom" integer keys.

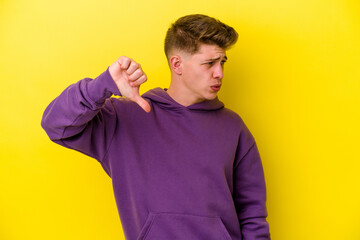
[{"left": 1, "top": 0, "right": 359, "bottom": 239}]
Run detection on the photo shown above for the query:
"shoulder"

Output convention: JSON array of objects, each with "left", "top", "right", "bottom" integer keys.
[
  {"left": 219, "top": 108, "right": 258, "bottom": 164},
  {"left": 219, "top": 107, "right": 249, "bottom": 130},
  {"left": 220, "top": 107, "right": 256, "bottom": 145}
]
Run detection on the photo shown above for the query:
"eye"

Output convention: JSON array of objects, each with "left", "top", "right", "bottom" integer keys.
[
  {"left": 207, "top": 62, "right": 215, "bottom": 66},
  {"left": 221, "top": 60, "right": 226, "bottom": 65}
]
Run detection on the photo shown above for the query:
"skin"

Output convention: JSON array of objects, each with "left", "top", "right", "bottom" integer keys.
[
  {"left": 167, "top": 44, "right": 227, "bottom": 106},
  {"left": 109, "top": 56, "right": 151, "bottom": 112},
  {"left": 108, "top": 44, "right": 227, "bottom": 112}
]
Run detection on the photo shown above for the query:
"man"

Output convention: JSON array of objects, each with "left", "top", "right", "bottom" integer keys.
[{"left": 42, "top": 14, "right": 270, "bottom": 240}]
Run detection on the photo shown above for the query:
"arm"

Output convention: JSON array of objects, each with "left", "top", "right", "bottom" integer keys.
[
  {"left": 233, "top": 132, "right": 270, "bottom": 239},
  {"left": 41, "top": 57, "right": 150, "bottom": 174}
]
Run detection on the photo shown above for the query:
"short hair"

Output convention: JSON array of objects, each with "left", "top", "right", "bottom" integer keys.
[{"left": 164, "top": 14, "right": 238, "bottom": 58}]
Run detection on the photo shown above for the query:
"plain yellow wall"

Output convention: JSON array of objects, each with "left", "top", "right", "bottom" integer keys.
[{"left": 1, "top": 0, "right": 359, "bottom": 239}]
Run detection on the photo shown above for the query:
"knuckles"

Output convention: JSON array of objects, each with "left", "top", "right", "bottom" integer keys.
[{"left": 114, "top": 56, "right": 147, "bottom": 85}]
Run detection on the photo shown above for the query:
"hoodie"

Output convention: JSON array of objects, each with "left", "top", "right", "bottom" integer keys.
[{"left": 41, "top": 68, "right": 270, "bottom": 240}]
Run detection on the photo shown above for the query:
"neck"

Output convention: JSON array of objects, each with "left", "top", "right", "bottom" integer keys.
[{"left": 167, "top": 79, "right": 203, "bottom": 107}]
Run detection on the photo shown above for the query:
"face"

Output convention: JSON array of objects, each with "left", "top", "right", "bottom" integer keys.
[{"left": 180, "top": 44, "right": 227, "bottom": 104}]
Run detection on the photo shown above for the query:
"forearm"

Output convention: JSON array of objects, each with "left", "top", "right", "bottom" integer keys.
[
  {"left": 234, "top": 143, "right": 270, "bottom": 239},
  {"left": 41, "top": 68, "right": 120, "bottom": 141}
]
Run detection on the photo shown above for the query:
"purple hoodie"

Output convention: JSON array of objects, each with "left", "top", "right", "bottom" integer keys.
[{"left": 41, "top": 68, "right": 270, "bottom": 240}]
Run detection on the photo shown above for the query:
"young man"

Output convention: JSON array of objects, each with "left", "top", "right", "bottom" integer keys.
[{"left": 42, "top": 14, "right": 270, "bottom": 240}]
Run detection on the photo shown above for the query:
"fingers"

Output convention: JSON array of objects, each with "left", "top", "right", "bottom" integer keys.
[
  {"left": 117, "top": 56, "right": 147, "bottom": 87},
  {"left": 133, "top": 95, "right": 151, "bottom": 113},
  {"left": 129, "top": 71, "right": 147, "bottom": 87},
  {"left": 117, "top": 56, "right": 140, "bottom": 75},
  {"left": 128, "top": 68, "right": 143, "bottom": 81},
  {"left": 113, "top": 56, "right": 150, "bottom": 113},
  {"left": 117, "top": 56, "right": 131, "bottom": 70},
  {"left": 126, "top": 61, "right": 140, "bottom": 75}
]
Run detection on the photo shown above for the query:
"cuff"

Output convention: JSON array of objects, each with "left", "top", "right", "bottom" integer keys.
[{"left": 86, "top": 67, "right": 122, "bottom": 104}]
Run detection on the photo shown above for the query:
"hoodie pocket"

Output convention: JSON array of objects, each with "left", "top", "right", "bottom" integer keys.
[{"left": 137, "top": 212, "right": 232, "bottom": 240}]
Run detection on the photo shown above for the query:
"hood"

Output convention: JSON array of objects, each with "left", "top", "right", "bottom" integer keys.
[{"left": 142, "top": 88, "right": 224, "bottom": 111}]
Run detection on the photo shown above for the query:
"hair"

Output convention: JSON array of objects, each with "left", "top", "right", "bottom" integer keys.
[{"left": 164, "top": 14, "right": 238, "bottom": 58}]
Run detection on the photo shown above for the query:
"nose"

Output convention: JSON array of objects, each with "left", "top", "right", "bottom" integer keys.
[{"left": 213, "top": 63, "right": 224, "bottom": 80}]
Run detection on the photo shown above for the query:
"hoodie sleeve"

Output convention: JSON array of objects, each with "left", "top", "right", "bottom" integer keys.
[
  {"left": 233, "top": 128, "right": 270, "bottom": 239},
  {"left": 41, "top": 68, "right": 121, "bottom": 176}
]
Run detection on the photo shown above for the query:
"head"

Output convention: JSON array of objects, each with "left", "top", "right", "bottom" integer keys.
[
  {"left": 164, "top": 14, "right": 238, "bottom": 60},
  {"left": 164, "top": 14, "right": 238, "bottom": 105}
]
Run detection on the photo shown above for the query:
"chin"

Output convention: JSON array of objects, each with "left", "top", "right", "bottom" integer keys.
[{"left": 205, "top": 94, "right": 217, "bottom": 101}]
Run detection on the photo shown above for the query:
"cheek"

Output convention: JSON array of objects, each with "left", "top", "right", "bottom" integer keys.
[
  {"left": 182, "top": 66, "right": 210, "bottom": 89},
  {"left": 192, "top": 67, "right": 209, "bottom": 80},
  {"left": 183, "top": 67, "right": 200, "bottom": 82}
]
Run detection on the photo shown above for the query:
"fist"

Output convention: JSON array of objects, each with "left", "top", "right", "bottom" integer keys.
[{"left": 109, "top": 56, "right": 151, "bottom": 113}]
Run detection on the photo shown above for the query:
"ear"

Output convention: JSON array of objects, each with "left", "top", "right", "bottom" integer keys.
[{"left": 169, "top": 55, "right": 182, "bottom": 75}]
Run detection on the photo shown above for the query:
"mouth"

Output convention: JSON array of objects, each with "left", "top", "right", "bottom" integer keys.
[{"left": 210, "top": 84, "right": 221, "bottom": 92}]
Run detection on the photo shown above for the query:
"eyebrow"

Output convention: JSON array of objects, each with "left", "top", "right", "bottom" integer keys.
[{"left": 205, "top": 56, "right": 228, "bottom": 61}]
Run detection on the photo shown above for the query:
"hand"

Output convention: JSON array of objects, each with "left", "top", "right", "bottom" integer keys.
[{"left": 109, "top": 56, "right": 151, "bottom": 113}]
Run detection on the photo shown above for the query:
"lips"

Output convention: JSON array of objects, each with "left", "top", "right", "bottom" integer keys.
[{"left": 210, "top": 84, "right": 221, "bottom": 92}]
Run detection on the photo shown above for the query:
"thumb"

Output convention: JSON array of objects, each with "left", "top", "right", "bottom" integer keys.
[{"left": 133, "top": 95, "right": 151, "bottom": 113}]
